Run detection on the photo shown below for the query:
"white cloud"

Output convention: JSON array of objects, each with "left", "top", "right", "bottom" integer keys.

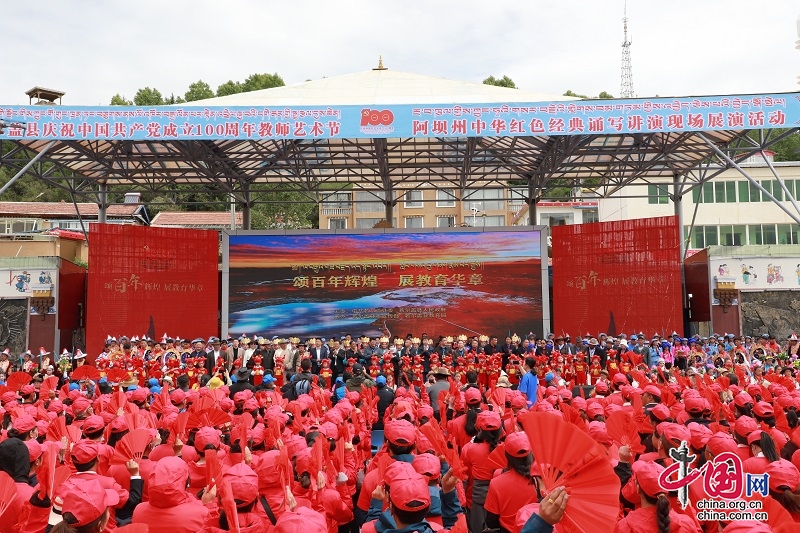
[{"left": 3, "top": 0, "right": 798, "bottom": 105}]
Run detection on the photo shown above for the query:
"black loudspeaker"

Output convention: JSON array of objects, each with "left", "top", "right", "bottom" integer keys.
[{"left": 572, "top": 385, "right": 594, "bottom": 398}]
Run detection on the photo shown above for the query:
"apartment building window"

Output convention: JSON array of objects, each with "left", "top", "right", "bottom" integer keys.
[
  {"left": 647, "top": 184, "right": 669, "bottom": 205},
  {"left": 322, "top": 192, "right": 351, "bottom": 208},
  {"left": 355, "top": 191, "right": 386, "bottom": 213},
  {"left": 355, "top": 217, "right": 396, "bottom": 229},
  {"left": 437, "top": 216, "right": 455, "bottom": 228},
  {"left": 541, "top": 214, "right": 573, "bottom": 227},
  {"left": 463, "top": 189, "right": 503, "bottom": 211},
  {"left": 0, "top": 219, "right": 38, "bottom": 234},
  {"left": 404, "top": 216, "right": 424, "bottom": 228},
  {"left": 436, "top": 189, "right": 456, "bottom": 207},
  {"left": 328, "top": 218, "right": 347, "bottom": 230},
  {"left": 582, "top": 209, "right": 599, "bottom": 224},
  {"left": 481, "top": 215, "right": 506, "bottom": 227},
  {"left": 689, "top": 225, "right": 718, "bottom": 248},
  {"left": 48, "top": 220, "right": 84, "bottom": 231},
  {"left": 748, "top": 224, "right": 778, "bottom": 245},
  {"left": 404, "top": 190, "right": 423, "bottom": 208},
  {"left": 719, "top": 225, "right": 746, "bottom": 246},
  {"left": 778, "top": 224, "right": 800, "bottom": 244}
]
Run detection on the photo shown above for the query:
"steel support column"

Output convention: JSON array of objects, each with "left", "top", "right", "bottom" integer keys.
[
  {"left": 698, "top": 133, "right": 800, "bottom": 226},
  {"left": 242, "top": 182, "right": 251, "bottom": 230},
  {"left": 97, "top": 182, "right": 108, "bottom": 224},
  {"left": 527, "top": 178, "right": 537, "bottom": 226}
]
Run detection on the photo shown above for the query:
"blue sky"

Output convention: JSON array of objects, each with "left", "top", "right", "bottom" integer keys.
[{"left": 3, "top": 0, "right": 798, "bottom": 105}]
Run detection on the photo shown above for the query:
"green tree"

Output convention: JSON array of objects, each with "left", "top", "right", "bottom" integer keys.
[
  {"left": 110, "top": 94, "right": 132, "bottom": 105},
  {"left": 563, "top": 90, "right": 588, "bottom": 99},
  {"left": 184, "top": 80, "right": 215, "bottom": 102},
  {"left": 241, "top": 73, "right": 285, "bottom": 92},
  {"left": 133, "top": 87, "right": 164, "bottom": 106},
  {"left": 163, "top": 93, "right": 185, "bottom": 105},
  {"left": 483, "top": 75, "right": 517, "bottom": 88},
  {"left": 597, "top": 91, "right": 614, "bottom": 99},
  {"left": 216, "top": 80, "right": 243, "bottom": 97}
]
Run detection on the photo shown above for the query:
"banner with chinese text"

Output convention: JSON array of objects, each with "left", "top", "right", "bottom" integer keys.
[
  {"left": 552, "top": 216, "right": 683, "bottom": 338},
  {"left": 225, "top": 229, "right": 544, "bottom": 339},
  {"left": 1, "top": 92, "right": 797, "bottom": 141},
  {"left": 86, "top": 224, "right": 219, "bottom": 358}
]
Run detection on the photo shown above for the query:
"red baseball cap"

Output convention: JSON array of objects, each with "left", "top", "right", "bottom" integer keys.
[
  {"left": 707, "top": 432, "right": 738, "bottom": 456},
  {"left": 687, "top": 422, "right": 712, "bottom": 450},
  {"left": 752, "top": 402, "right": 774, "bottom": 418},
  {"left": 194, "top": 426, "right": 221, "bottom": 451},
  {"left": 643, "top": 385, "right": 662, "bottom": 398},
  {"left": 734, "top": 392, "right": 754, "bottom": 409},
  {"left": 747, "top": 430, "right": 764, "bottom": 446},
  {"left": 586, "top": 402, "right": 604, "bottom": 419},
  {"left": 388, "top": 470, "right": 430, "bottom": 511},
  {"left": 765, "top": 459, "right": 800, "bottom": 491},
  {"left": 72, "top": 397, "right": 91, "bottom": 414},
  {"left": 12, "top": 414, "right": 36, "bottom": 433},
  {"left": 71, "top": 440, "right": 100, "bottom": 464},
  {"left": 130, "top": 388, "right": 149, "bottom": 404},
  {"left": 504, "top": 432, "right": 531, "bottom": 458},
  {"left": 659, "top": 423, "right": 690, "bottom": 446},
  {"left": 734, "top": 416, "right": 758, "bottom": 438},
  {"left": 169, "top": 389, "right": 186, "bottom": 405},
  {"left": 465, "top": 388, "right": 482, "bottom": 405},
  {"left": 275, "top": 506, "right": 327, "bottom": 533},
  {"left": 385, "top": 419, "right": 416, "bottom": 446},
  {"left": 684, "top": 396, "right": 704, "bottom": 414},
  {"left": 223, "top": 463, "right": 259, "bottom": 504},
  {"left": 571, "top": 397, "right": 586, "bottom": 411},
  {"left": 82, "top": 415, "right": 105, "bottom": 434},
  {"left": 612, "top": 374, "right": 629, "bottom": 386},
  {"left": 594, "top": 382, "right": 608, "bottom": 394},
  {"left": 721, "top": 523, "right": 773, "bottom": 533},
  {"left": 25, "top": 439, "right": 43, "bottom": 462},
  {"left": 20, "top": 384, "right": 36, "bottom": 396},
  {"left": 588, "top": 421, "right": 612, "bottom": 446},
  {"left": 476, "top": 410, "right": 502, "bottom": 432},
  {"left": 649, "top": 404, "right": 670, "bottom": 422},
  {"left": 60, "top": 477, "right": 120, "bottom": 527},
  {"left": 632, "top": 460, "right": 666, "bottom": 498},
  {"left": 412, "top": 453, "right": 441, "bottom": 479},
  {"left": 417, "top": 404, "right": 434, "bottom": 420}
]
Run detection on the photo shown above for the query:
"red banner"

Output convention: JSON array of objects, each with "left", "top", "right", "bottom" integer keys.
[
  {"left": 87, "top": 224, "right": 219, "bottom": 358},
  {"left": 552, "top": 216, "right": 683, "bottom": 338}
]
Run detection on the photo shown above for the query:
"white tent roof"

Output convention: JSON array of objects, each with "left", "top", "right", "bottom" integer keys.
[{"left": 191, "top": 69, "right": 576, "bottom": 107}]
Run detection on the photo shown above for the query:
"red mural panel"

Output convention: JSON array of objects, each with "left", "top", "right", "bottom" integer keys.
[
  {"left": 86, "top": 224, "right": 219, "bottom": 358},
  {"left": 552, "top": 216, "right": 683, "bottom": 338}
]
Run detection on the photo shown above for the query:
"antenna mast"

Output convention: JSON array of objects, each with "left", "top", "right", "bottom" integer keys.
[{"left": 620, "top": 1, "right": 635, "bottom": 98}]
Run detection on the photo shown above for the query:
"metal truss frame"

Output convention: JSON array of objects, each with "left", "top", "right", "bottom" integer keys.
[{"left": 1, "top": 127, "right": 798, "bottom": 229}]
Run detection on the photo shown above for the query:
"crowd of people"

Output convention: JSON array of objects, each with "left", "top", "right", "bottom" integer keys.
[{"left": 1, "top": 329, "right": 800, "bottom": 532}]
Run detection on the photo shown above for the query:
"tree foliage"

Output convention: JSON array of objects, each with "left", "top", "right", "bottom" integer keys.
[
  {"left": 563, "top": 90, "right": 615, "bottom": 100},
  {"left": 483, "top": 75, "right": 517, "bottom": 88},
  {"left": 110, "top": 93, "right": 132, "bottom": 105},
  {"left": 216, "top": 80, "right": 243, "bottom": 97},
  {"left": 133, "top": 87, "right": 164, "bottom": 106},
  {"left": 241, "top": 72, "right": 285, "bottom": 92},
  {"left": 184, "top": 80, "right": 215, "bottom": 102}
]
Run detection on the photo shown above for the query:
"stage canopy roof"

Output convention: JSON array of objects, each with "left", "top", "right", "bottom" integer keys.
[{"left": 1, "top": 67, "right": 799, "bottom": 227}]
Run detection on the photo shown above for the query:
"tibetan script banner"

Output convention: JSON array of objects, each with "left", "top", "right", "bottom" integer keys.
[
  {"left": 1, "top": 93, "right": 797, "bottom": 141},
  {"left": 225, "top": 229, "right": 544, "bottom": 339},
  {"left": 551, "top": 216, "right": 683, "bottom": 339},
  {"left": 86, "top": 224, "right": 219, "bottom": 358}
]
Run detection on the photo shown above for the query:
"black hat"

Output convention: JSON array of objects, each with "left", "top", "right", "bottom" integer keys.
[{"left": 352, "top": 363, "right": 364, "bottom": 374}]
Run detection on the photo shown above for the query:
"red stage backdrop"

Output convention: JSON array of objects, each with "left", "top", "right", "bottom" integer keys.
[
  {"left": 87, "top": 224, "right": 219, "bottom": 357},
  {"left": 552, "top": 216, "right": 682, "bottom": 338}
]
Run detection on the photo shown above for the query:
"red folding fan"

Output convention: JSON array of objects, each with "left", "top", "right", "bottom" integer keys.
[
  {"left": 205, "top": 449, "right": 221, "bottom": 488},
  {"left": 112, "top": 428, "right": 155, "bottom": 465},
  {"left": 519, "top": 411, "right": 621, "bottom": 533},
  {"left": 46, "top": 417, "right": 81, "bottom": 444},
  {"left": 37, "top": 441, "right": 60, "bottom": 499},
  {"left": 38, "top": 376, "right": 60, "bottom": 399},
  {"left": 6, "top": 371, "right": 31, "bottom": 392},
  {"left": 71, "top": 365, "right": 100, "bottom": 382},
  {"left": 0, "top": 472, "right": 18, "bottom": 519},
  {"left": 220, "top": 479, "right": 240, "bottom": 533},
  {"left": 605, "top": 410, "right": 645, "bottom": 455},
  {"left": 149, "top": 389, "right": 171, "bottom": 415},
  {"left": 485, "top": 442, "right": 509, "bottom": 471},
  {"left": 105, "top": 368, "right": 129, "bottom": 385},
  {"left": 187, "top": 407, "right": 232, "bottom": 430}
]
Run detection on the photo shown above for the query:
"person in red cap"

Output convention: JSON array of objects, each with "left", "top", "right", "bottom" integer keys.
[
  {"left": 484, "top": 432, "right": 543, "bottom": 533},
  {"left": 743, "top": 430, "right": 781, "bottom": 475},
  {"left": 66, "top": 439, "right": 141, "bottom": 531},
  {"left": 764, "top": 459, "right": 800, "bottom": 521},
  {"left": 187, "top": 426, "right": 224, "bottom": 493},
  {"left": 274, "top": 506, "right": 329, "bottom": 533},
  {"left": 205, "top": 463, "right": 267, "bottom": 533},
  {"left": 448, "top": 387, "right": 483, "bottom": 451},
  {"left": 615, "top": 461, "right": 700, "bottom": 533},
  {"left": 0, "top": 438, "right": 48, "bottom": 533},
  {"left": 49, "top": 477, "right": 120, "bottom": 533},
  {"left": 131, "top": 456, "right": 217, "bottom": 533},
  {"left": 355, "top": 419, "right": 417, "bottom": 527},
  {"left": 732, "top": 416, "right": 758, "bottom": 461},
  {"left": 461, "top": 409, "right": 503, "bottom": 533},
  {"left": 368, "top": 461, "right": 462, "bottom": 533}
]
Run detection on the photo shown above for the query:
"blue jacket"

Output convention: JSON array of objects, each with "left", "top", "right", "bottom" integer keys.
[
  {"left": 519, "top": 371, "right": 539, "bottom": 407},
  {"left": 520, "top": 514, "right": 554, "bottom": 533}
]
